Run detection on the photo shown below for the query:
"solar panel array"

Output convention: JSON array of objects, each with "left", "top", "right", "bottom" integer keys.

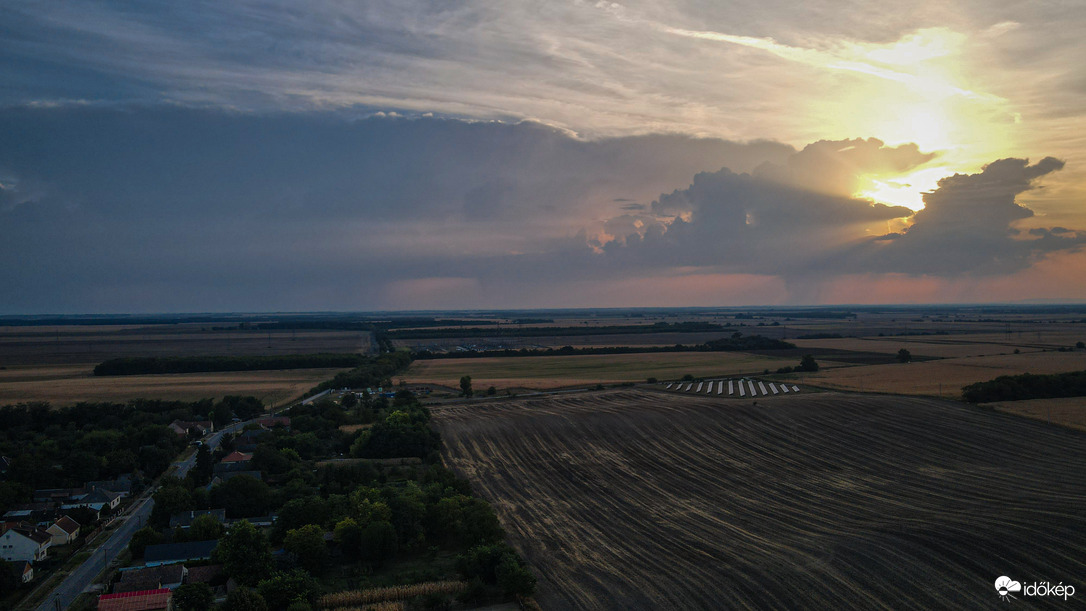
[{"left": 662, "top": 379, "right": 800, "bottom": 396}]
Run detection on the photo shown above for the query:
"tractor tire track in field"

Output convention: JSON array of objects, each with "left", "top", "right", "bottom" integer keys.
[{"left": 434, "top": 390, "right": 1086, "bottom": 610}]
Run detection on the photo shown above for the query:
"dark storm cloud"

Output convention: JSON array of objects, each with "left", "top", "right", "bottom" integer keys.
[
  {"left": 589, "top": 140, "right": 920, "bottom": 272},
  {"left": 2, "top": 106, "right": 1080, "bottom": 313},
  {"left": 588, "top": 146, "right": 1083, "bottom": 279},
  {"left": 0, "top": 106, "right": 792, "bottom": 313},
  {"left": 844, "top": 156, "right": 1085, "bottom": 274}
]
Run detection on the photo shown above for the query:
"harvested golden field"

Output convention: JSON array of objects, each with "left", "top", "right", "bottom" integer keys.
[
  {"left": 435, "top": 389, "right": 1086, "bottom": 610},
  {"left": 990, "top": 397, "right": 1086, "bottom": 432},
  {"left": 0, "top": 365, "right": 347, "bottom": 407},
  {"left": 405, "top": 352, "right": 796, "bottom": 390},
  {"left": 804, "top": 351, "right": 1086, "bottom": 398}
]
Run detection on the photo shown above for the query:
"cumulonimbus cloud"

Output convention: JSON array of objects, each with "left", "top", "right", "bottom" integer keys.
[{"left": 590, "top": 144, "right": 1083, "bottom": 278}]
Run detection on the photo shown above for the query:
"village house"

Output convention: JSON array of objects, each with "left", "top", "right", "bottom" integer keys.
[
  {"left": 256, "top": 416, "right": 290, "bottom": 430},
  {"left": 46, "top": 515, "right": 81, "bottom": 545},
  {"left": 97, "top": 588, "right": 172, "bottom": 611},
  {"left": 212, "top": 451, "right": 253, "bottom": 474},
  {"left": 19, "top": 561, "right": 33, "bottom": 583},
  {"left": 62, "top": 488, "right": 122, "bottom": 513},
  {"left": 168, "top": 420, "right": 214, "bottom": 438},
  {"left": 33, "top": 488, "right": 83, "bottom": 504},
  {"left": 0, "top": 524, "right": 52, "bottom": 563},
  {"left": 143, "top": 540, "right": 218, "bottom": 567},
  {"left": 233, "top": 428, "right": 270, "bottom": 452},
  {"left": 2, "top": 503, "right": 58, "bottom": 528},
  {"left": 218, "top": 451, "right": 252, "bottom": 464},
  {"left": 114, "top": 565, "right": 187, "bottom": 593},
  {"left": 87, "top": 474, "right": 136, "bottom": 498},
  {"left": 183, "top": 564, "right": 225, "bottom": 592}
]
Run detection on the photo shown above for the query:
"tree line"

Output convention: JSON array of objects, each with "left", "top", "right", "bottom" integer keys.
[
  {"left": 388, "top": 321, "right": 726, "bottom": 340},
  {"left": 309, "top": 351, "right": 414, "bottom": 395},
  {"left": 93, "top": 353, "right": 367, "bottom": 376},
  {"left": 0, "top": 396, "right": 261, "bottom": 516},
  {"left": 962, "top": 370, "right": 1086, "bottom": 403},
  {"left": 413, "top": 333, "right": 796, "bottom": 360}
]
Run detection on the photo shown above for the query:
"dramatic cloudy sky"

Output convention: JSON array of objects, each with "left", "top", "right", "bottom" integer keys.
[{"left": 2, "top": 1, "right": 1085, "bottom": 312}]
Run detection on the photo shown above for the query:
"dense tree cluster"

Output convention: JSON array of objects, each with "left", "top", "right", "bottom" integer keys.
[
  {"left": 962, "top": 370, "right": 1086, "bottom": 403},
  {"left": 0, "top": 397, "right": 261, "bottom": 514},
  {"left": 310, "top": 352, "right": 413, "bottom": 394},
  {"left": 703, "top": 333, "right": 797, "bottom": 352},
  {"left": 348, "top": 393, "right": 441, "bottom": 460},
  {"left": 48, "top": 355, "right": 533, "bottom": 609}
]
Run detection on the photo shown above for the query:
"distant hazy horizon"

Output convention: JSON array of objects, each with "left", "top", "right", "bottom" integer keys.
[{"left": 3, "top": 302, "right": 1086, "bottom": 319}]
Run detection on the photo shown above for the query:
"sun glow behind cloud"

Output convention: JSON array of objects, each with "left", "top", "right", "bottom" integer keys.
[{"left": 662, "top": 24, "right": 1018, "bottom": 211}]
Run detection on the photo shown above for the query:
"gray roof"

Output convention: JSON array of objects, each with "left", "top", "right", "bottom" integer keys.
[
  {"left": 143, "top": 540, "right": 218, "bottom": 565},
  {"left": 115, "top": 564, "right": 186, "bottom": 592}
]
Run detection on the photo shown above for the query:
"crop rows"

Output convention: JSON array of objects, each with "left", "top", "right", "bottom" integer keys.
[
  {"left": 435, "top": 389, "right": 1086, "bottom": 609},
  {"left": 318, "top": 581, "right": 466, "bottom": 608}
]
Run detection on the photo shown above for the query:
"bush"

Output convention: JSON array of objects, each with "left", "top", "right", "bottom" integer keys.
[
  {"left": 360, "top": 520, "right": 399, "bottom": 566},
  {"left": 221, "top": 588, "right": 268, "bottom": 611},
  {"left": 173, "top": 583, "right": 214, "bottom": 611},
  {"left": 257, "top": 569, "right": 320, "bottom": 609},
  {"left": 128, "top": 526, "right": 163, "bottom": 559},
  {"left": 495, "top": 553, "right": 536, "bottom": 597}
]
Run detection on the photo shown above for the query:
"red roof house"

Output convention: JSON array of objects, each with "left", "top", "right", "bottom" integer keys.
[
  {"left": 97, "top": 589, "right": 171, "bottom": 611},
  {"left": 219, "top": 451, "right": 253, "bottom": 463}
]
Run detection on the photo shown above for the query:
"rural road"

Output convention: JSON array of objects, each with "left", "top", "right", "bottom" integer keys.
[{"left": 34, "top": 424, "right": 239, "bottom": 611}]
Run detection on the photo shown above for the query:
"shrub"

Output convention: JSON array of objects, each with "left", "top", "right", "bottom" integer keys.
[{"left": 495, "top": 553, "right": 536, "bottom": 597}]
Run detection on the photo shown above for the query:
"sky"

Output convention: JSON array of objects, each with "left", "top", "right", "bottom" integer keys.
[{"left": 2, "top": 1, "right": 1085, "bottom": 313}]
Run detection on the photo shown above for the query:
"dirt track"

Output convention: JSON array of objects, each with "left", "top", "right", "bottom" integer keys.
[{"left": 435, "top": 389, "right": 1086, "bottom": 610}]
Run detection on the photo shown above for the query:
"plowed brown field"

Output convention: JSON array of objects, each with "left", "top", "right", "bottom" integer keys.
[{"left": 435, "top": 389, "right": 1086, "bottom": 610}]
